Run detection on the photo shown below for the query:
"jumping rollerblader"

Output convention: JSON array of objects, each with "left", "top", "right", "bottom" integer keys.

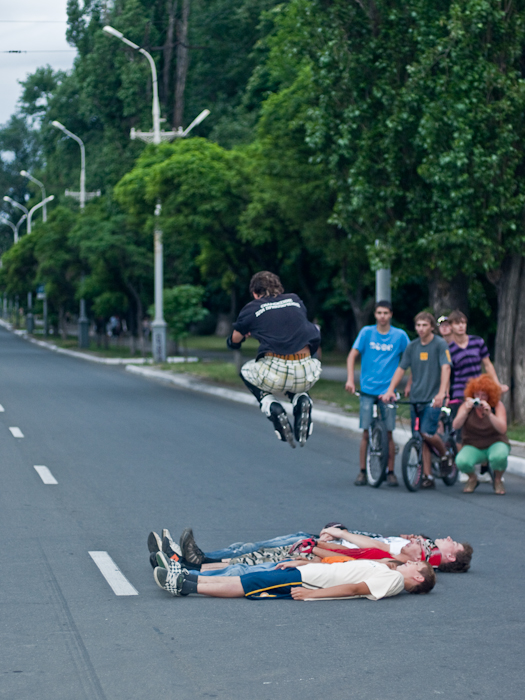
[{"left": 227, "top": 271, "right": 321, "bottom": 447}]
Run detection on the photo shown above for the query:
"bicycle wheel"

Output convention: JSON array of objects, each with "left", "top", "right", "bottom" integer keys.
[
  {"left": 442, "top": 440, "right": 458, "bottom": 486},
  {"left": 366, "top": 420, "right": 388, "bottom": 488},
  {"left": 401, "top": 437, "right": 423, "bottom": 491}
]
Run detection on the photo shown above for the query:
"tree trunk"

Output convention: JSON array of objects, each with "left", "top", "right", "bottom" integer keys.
[
  {"left": 173, "top": 0, "right": 190, "bottom": 127},
  {"left": 163, "top": 1, "right": 177, "bottom": 108},
  {"left": 490, "top": 254, "right": 523, "bottom": 418},
  {"left": 333, "top": 313, "right": 351, "bottom": 354},
  {"left": 512, "top": 258, "right": 525, "bottom": 423},
  {"left": 59, "top": 305, "right": 67, "bottom": 340},
  {"left": 428, "top": 270, "right": 469, "bottom": 316}
]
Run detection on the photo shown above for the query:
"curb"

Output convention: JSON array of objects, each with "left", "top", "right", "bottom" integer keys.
[
  {"left": 2, "top": 319, "right": 524, "bottom": 479},
  {"left": 125, "top": 365, "right": 525, "bottom": 479}
]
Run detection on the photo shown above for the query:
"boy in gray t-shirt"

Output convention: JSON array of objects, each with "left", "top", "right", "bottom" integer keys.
[{"left": 383, "top": 312, "right": 451, "bottom": 489}]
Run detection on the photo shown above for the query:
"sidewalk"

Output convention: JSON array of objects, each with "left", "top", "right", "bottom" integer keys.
[{"left": 3, "top": 320, "right": 525, "bottom": 478}]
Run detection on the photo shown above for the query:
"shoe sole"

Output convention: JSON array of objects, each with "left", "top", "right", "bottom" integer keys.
[
  {"left": 296, "top": 401, "right": 312, "bottom": 447},
  {"left": 156, "top": 551, "right": 170, "bottom": 569},
  {"left": 148, "top": 531, "right": 162, "bottom": 553},
  {"left": 276, "top": 411, "right": 296, "bottom": 448}
]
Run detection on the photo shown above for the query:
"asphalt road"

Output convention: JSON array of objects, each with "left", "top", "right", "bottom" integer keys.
[{"left": 0, "top": 327, "right": 523, "bottom": 700}]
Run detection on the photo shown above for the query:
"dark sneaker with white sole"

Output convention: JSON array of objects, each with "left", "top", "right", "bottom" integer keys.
[
  {"left": 149, "top": 552, "right": 158, "bottom": 569},
  {"left": 293, "top": 394, "right": 313, "bottom": 447},
  {"left": 162, "top": 536, "right": 183, "bottom": 561},
  {"left": 154, "top": 563, "right": 185, "bottom": 596},
  {"left": 421, "top": 476, "right": 436, "bottom": 489},
  {"left": 180, "top": 528, "right": 206, "bottom": 566},
  {"left": 268, "top": 402, "right": 295, "bottom": 448},
  {"left": 148, "top": 531, "right": 162, "bottom": 553},
  {"left": 354, "top": 471, "right": 367, "bottom": 486}
]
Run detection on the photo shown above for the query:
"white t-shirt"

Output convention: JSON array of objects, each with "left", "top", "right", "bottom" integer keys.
[
  {"left": 299, "top": 560, "right": 404, "bottom": 600},
  {"left": 376, "top": 537, "right": 408, "bottom": 555}
]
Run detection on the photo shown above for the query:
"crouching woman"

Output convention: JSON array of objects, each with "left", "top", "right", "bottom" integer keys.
[{"left": 452, "top": 375, "right": 510, "bottom": 495}]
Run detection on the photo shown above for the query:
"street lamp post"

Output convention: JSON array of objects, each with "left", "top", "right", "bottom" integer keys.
[
  {"left": 20, "top": 171, "right": 47, "bottom": 222},
  {"left": 52, "top": 121, "right": 100, "bottom": 348},
  {"left": 102, "top": 25, "right": 210, "bottom": 362},
  {"left": 26, "top": 195, "right": 55, "bottom": 333}
]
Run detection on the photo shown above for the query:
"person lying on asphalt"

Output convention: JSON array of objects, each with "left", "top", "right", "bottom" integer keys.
[
  {"left": 148, "top": 524, "right": 472, "bottom": 574},
  {"left": 152, "top": 557, "right": 436, "bottom": 599}
]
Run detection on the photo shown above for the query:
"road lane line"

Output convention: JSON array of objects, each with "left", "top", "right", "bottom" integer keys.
[
  {"left": 88, "top": 552, "right": 139, "bottom": 596},
  {"left": 0, "top": 404, "right": 4, "bottom": 411},
  {"left": 9, "top": 427, "right": 24, "bottom": 438},
  {"left": 34, "top": 466, "right": 58, "bottom": 485}
]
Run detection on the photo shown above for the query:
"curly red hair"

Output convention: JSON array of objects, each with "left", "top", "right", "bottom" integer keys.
[{"left": 464, "top": 375, "right": 501, "bottom": 408}]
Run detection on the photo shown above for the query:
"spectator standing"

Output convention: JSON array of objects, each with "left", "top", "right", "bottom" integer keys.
[
  {"left": 448, "top": 310, "right": 508, "bottom": 423},
  {"left": 346, "top": 301, "right": 409, "bottom": 486},
  {"left": 383, "top": 312, "right": 451, "bottom": 489},
  {"left": 437, "top": 315, "right": 454, "bottom": 344}
]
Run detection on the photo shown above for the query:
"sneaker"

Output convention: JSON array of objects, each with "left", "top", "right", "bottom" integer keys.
[
  {"left": 421, "top": 476, "right": 436, "bottom": 489},
  {"left": 439, "top": 455, "right": 452, "bottom": 476},
  {"left": 386, "top": 472, "right": 399, "bottom": 487},
  {"left": 147, "top": 531, "right": 162, "bottom": 553},
  {"left": 156, "top": 550, "right": 170, "bottom": 569},
  {"left": 354, "top": 471, "right": 367, "bottom": 486},
  {"left": 293, "top": 393, "right": 313, "bottom": 447},
  {"left": 162, "top": 528, "right": 173, "bottom": 542},
  {"left": 149, "top": 552, "right": 158, "bottom": 569},
  {"left": 162, "top": 536, "right": 183, "bottom": 561},
  {"left": 180, "top": 527, "right": 206, "bottom": 566},
  {"left": 269, "top": 402, "right": 296, "bottom": 448},
  {"left": 153, "top": 563, "right": 185, "bottom": 596}
]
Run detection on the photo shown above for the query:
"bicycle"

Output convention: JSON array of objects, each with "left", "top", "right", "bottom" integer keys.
[
  {"left": 397, "top": 402, "right": 458, "bottom": 491},
  {"left": 355, "top": 392, "right": 390, "bottom": 488}
]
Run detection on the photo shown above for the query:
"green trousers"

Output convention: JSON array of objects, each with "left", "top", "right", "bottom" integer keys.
[{"left": 455, "top": 442, "right": 510, "bottom": 474}]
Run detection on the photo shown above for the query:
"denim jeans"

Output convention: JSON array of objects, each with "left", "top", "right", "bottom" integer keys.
[
  {"left": 194, "top": 561, "right": 284, "bottom": 577},
  {"left": 205, "top": 532, "right": 313, "bottom": 560}
]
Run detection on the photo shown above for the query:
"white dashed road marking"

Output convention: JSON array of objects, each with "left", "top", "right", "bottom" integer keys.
[
  {"left": 0, "top": 404, "right": 5, "bottom": 412},
  {"left": 9, "top": 427, "right": 24, "bottom": 438},
  {"left": 34, "top": 466, "right": 58, "bottom": 485},
  {"left": 89, "top": 552, "right": 139, "bottom": 596}
]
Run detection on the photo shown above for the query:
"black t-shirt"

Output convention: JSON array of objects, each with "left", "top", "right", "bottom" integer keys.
[{"left": 233, "top": 293, "right": 321, "bottom": 359}]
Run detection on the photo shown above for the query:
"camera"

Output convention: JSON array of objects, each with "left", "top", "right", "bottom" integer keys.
[{"left": 472, "top": 398, "right": 481, "bottom": 406}]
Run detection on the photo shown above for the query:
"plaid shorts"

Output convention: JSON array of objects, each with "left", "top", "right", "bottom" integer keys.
[{"left": 240, "top": 356, "right": 322, "bottom": 394}]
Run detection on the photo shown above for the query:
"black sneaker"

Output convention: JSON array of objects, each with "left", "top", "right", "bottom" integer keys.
[
  {"left": 162, "top": 536, "right": 183, "bottom": 562},
  {"left": 162, "top": 528, "right": 174, "bottom": 542},
  {"left": 354, "top": 471, "right": 367, "bottom": 486},
  {"left": 156, "top": 551, "right": 170, "bottom": 569},
  {"left": 421, "top": 476, "right": 436, "bottom": 489},
  {"left": 147, "top": 531, "right": 162, "bottom": 553},
  {"left": 386, "top": 472, "right": 399, "bottom": 487},
  {"left": 268, "top": 402, "right": 296, "bottom": 448},
  {"left": 153, "top": 563, "right": 185, "bottom": 596},
  {"left": 180, "top": 527, "right": 206, "bottom": 566},
  {"left": 149, "top": 552, "right": 158, "bottom": 569},
  {"left": 293, "top": 394, "right": 313, "bottom": 447}
]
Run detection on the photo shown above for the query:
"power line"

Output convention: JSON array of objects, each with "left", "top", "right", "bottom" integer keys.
[{"left": 2, "top": 50, "right": 76, "bottom": 54}]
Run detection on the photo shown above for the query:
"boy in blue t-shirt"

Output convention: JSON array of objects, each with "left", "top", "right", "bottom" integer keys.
[{"left": 346, "top": 301, "right": 409, "bottom": 486}]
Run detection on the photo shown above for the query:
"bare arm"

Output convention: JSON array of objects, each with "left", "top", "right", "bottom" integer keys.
[
  {"left": 291, "top": 582, "right": 371, "bottom": 600},
  {"left": 231, "top": 330, "right": 246, "bottom": 343},
  {"left": 482, "top": 357, "right": 509, "bottom": 392},
  {"left": 487, "top": 400, "right": 507, "bottom": 434},
  {"left": 453, "top": 400, "right": 472, "bottom": 430},
  {"left": 322, "top": 528, "right": 390, "bottom": 552},
  {"left": 345, "top": 348, "right": 360, "bottom": 393},
  {"left": 433, "top": 364, "right": 451, "bottom": 409},
  {"left": 382, "top": 366, "right": 406, "bottom": 402}
]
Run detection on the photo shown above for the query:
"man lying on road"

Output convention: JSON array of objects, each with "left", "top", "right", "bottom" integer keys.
[{"left": 153, "top": 557, "right": 436, "bottom": 599}]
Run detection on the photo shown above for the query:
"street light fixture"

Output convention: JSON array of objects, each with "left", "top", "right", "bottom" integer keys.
[
  {"left": 20, "top": 171, "right": 47, "bottom": 222},
  {"left": 3, "top": 195, "right": 29, "bottom": 219},
  {"left": 103, "top": 25, "right": 210, "bottom": 361},
  {"left": 51, "top": 121, "right": 100, "bottom": 348},
  {"left": 27, "top": 196, "right": 55, "bottom": 234},
  {"left": 2, "top": 214, "right": 27, "bottom": 243}
]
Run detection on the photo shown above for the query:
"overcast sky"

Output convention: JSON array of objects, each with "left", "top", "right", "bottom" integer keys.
[{"left": 0, "top": 1, "right": 76, "bottom": 125}]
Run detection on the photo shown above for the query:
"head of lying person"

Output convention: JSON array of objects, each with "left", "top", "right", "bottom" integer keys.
[
  {"left": 435, "top": 538, "right": 473, "bottom": 573},
  {"left": 395, "top": 561, "right": 437, "bottom": 594}
]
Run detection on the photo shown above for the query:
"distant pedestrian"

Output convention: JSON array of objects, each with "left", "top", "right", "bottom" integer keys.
[
  {"left": 437, "top": 315, "right": 453, "bottom": 344},
  {"left": 227, "top": 271, "right": 321, "bottom": 448}
]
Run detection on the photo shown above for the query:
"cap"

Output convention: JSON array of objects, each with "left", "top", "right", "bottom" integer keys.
[{"left": 437, "top": 315, "right": 449, "bottom": 325}]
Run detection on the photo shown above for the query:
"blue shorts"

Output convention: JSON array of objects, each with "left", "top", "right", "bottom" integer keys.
[
  {"left": 410, "top": 403, "right": 441, "bottom": 437},
  {"left": 240, "top": 568, "right": 303, "bottom": 599},
  {"left": 359, "top": 394, "right": 396, "bottom": 431}
]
